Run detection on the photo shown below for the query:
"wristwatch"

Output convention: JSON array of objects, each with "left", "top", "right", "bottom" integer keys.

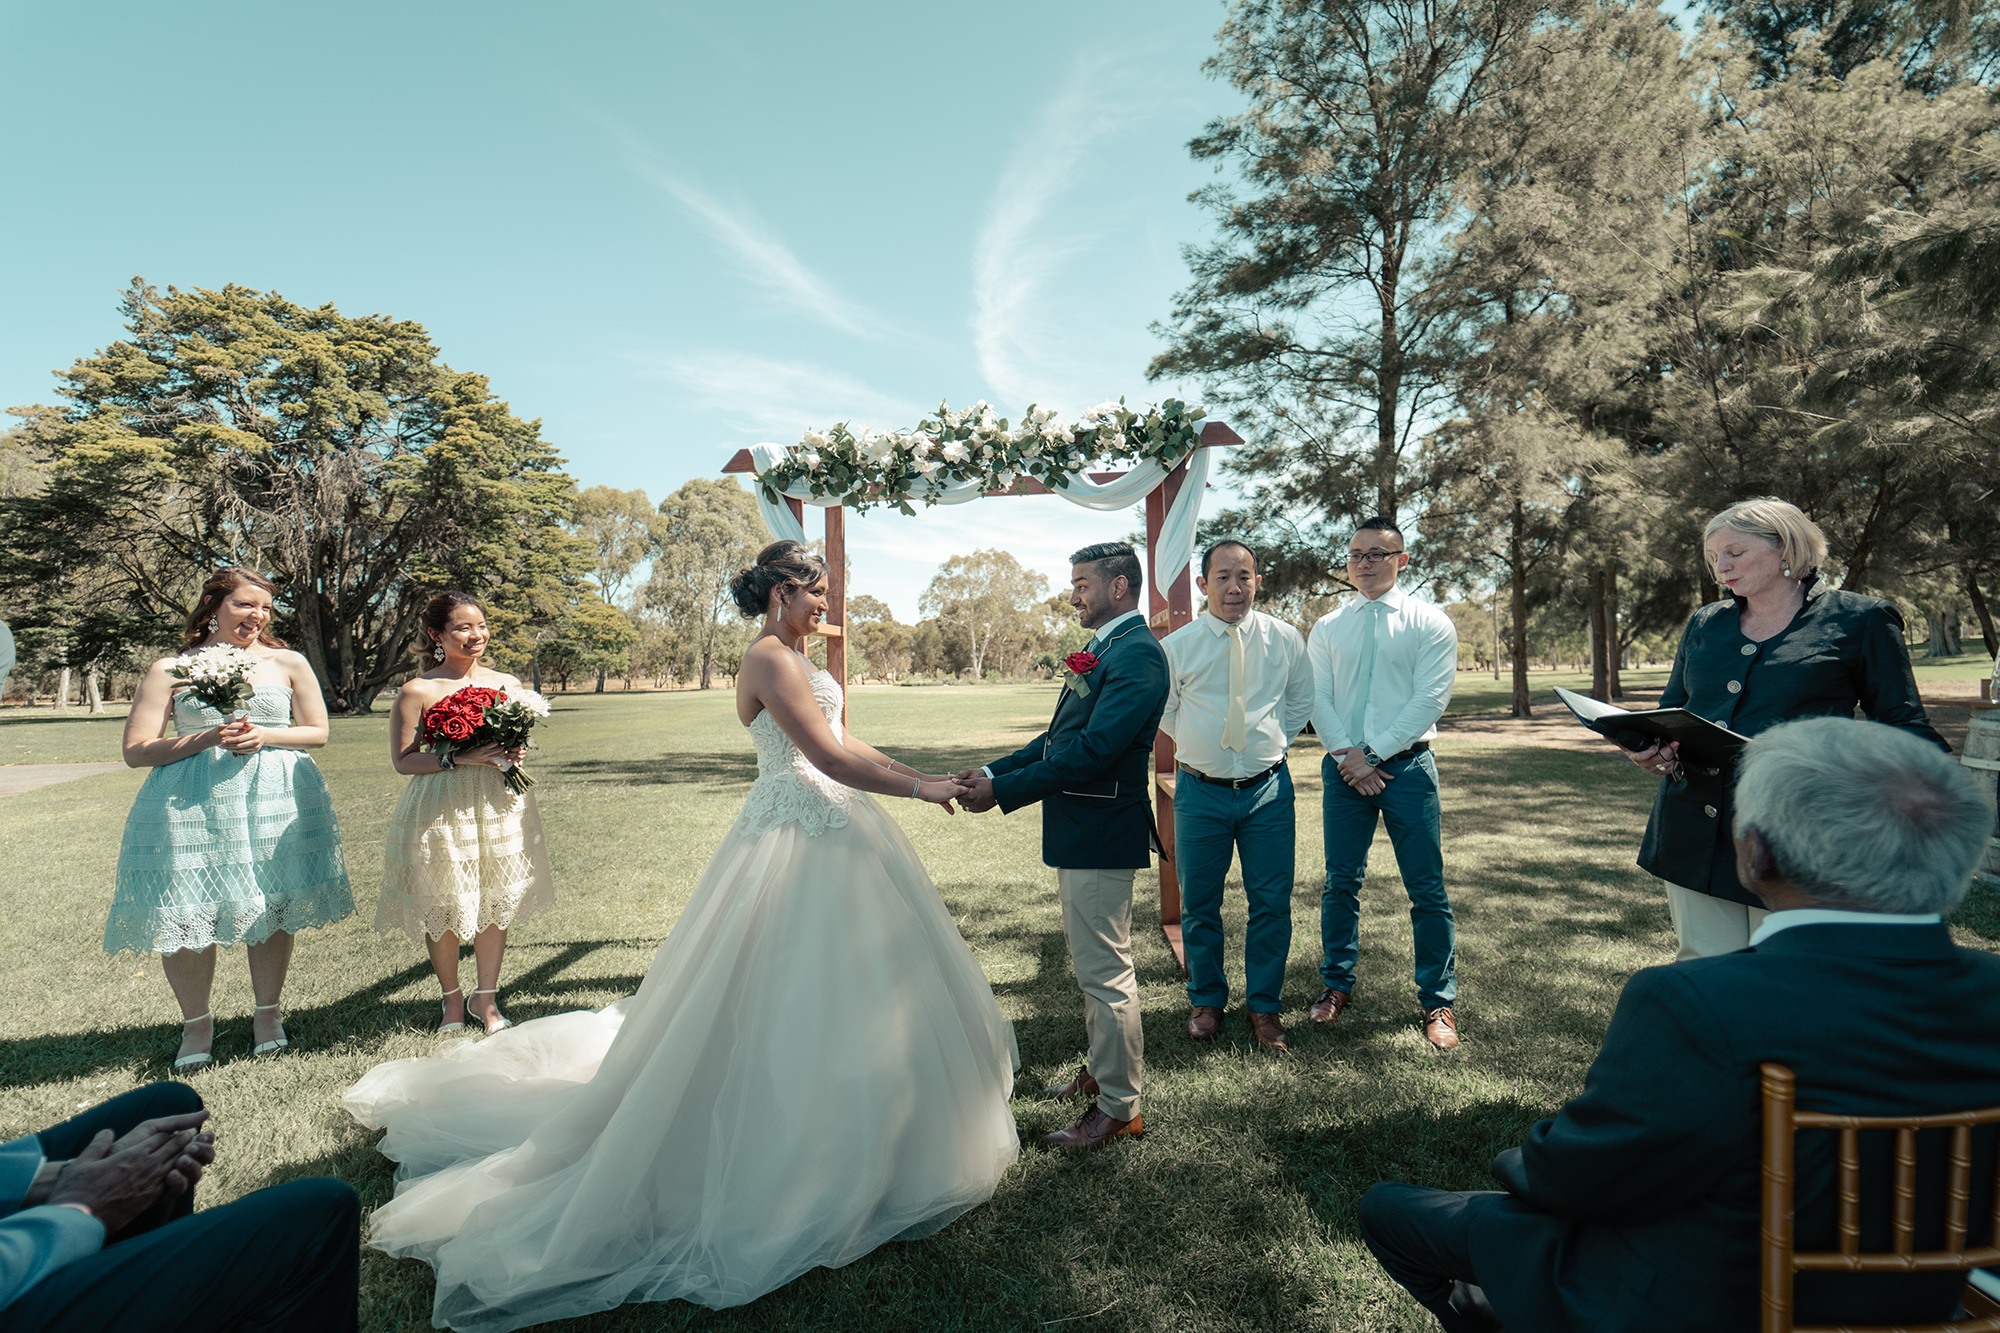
[
  {"left": 1360, "top": 745, "right": 1384, "bottom": 767},
  {"left": 437, "top": 750, "right": 455, "bottom": 771}
]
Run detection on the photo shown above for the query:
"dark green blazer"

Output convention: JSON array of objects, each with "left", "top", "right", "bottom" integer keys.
[
  {"left": 988, "top": 616, "right": 1168, "bottom": 870},
  {"left": 1637, "top": 578, "right": 1946, "bottom": 904},
  {"left": 1466, "top": 923, "right": 2000, "bottom": 1331}
]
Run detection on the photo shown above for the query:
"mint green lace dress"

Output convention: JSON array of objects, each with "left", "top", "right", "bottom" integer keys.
[{"left": 104, "top": 686, "right": 356, "bottom": 955}]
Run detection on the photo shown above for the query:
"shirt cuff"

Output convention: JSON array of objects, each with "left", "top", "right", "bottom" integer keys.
[{"left": 980, "top": 766, "right": 994, "bottom": 780}]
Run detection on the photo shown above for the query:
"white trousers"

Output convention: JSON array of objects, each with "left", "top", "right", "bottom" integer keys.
[{"left": 1664, "top": 881, "right": 1769, "bottom": 961}]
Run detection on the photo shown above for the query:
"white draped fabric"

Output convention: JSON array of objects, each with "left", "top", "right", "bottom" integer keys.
[{"left": 746, "top": 441, "right": 1212, "bottom": 594}]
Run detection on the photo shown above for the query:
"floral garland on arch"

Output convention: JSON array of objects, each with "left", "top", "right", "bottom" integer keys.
[{"left": 753, "top": 397, "right": 1205, "bottom": 516}]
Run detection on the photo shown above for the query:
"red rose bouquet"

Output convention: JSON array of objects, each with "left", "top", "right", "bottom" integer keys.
[
  {"left": 419, "top": 685, "right": 549, "bottom": 793},
  {"left": 1063, "top": 650, "right": 1101, "bottom": 697}
]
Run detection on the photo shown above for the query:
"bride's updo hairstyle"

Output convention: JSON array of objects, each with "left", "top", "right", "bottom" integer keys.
[{"left": 730, "top": 541, "right": 827, "bottom": 619}]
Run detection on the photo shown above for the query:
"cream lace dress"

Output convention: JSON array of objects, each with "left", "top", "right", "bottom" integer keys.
[
  {"left": 343, "top": 670, "right": 1019, "bottom": 1329},
  {"left": 374, "top": 760, "right": 554, "bottom": 942}
]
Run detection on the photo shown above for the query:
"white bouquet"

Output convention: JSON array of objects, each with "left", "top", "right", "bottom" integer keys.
[{"left": 168, "top": 645, "right": 260, "bottom": 719}]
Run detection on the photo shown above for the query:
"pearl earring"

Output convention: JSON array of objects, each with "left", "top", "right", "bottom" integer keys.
[
  {"left": 1782, "top": 565, "right": 1792, "bottom": 577},
  {"left": 433, "top": 643, "right": 446, "bottom": 662}
]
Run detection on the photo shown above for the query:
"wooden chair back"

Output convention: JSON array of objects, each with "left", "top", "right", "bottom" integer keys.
[{"left": 1761, "top": 1062, "right": 2000, "bottom": 1333}]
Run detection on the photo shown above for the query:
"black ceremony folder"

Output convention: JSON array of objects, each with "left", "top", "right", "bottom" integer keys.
[{"left": 1552, "top": 686, "right": 1751, "bottom": 769}]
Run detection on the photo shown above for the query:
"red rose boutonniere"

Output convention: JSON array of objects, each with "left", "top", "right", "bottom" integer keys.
[{"left": 1063, "top": 650, "right": 1101, "bottom": 697}]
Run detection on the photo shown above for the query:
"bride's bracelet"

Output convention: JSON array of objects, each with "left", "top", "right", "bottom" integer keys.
[{"left": 910, "top": 774, "right": 921, "bottom": 798}]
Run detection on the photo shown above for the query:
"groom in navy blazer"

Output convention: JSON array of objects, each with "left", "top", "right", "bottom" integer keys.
[
  {"left": 960, "top": 541, "right": 1168, "bottom": 1151},
  {"left": 1358, "top": 716, "right": 2000, "bottom": 1332}
]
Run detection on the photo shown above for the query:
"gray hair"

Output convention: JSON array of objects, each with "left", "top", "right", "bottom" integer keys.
[
  {"left": 1704, "top": 496, "right": 1828, "bottom": 580},
  {"left": 1734, "top": 717, "right": 1993, "bottom": 914}
]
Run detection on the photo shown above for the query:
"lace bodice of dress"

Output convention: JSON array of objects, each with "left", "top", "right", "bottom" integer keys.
[
  {"left": 173, "top": 685, "right": 294, "bottom": 731},
  {"left": 737, "top": 670, "right": 853, "bottom": 837}
]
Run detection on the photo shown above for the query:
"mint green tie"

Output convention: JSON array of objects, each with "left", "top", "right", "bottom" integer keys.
[{"left": 1344, "top": 602, "right": 1380, "bottom": 748}]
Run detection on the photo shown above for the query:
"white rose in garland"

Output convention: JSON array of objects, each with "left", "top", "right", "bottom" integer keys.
[{"left": 755, "top": 397, "right": 1205, "bottom": 516}]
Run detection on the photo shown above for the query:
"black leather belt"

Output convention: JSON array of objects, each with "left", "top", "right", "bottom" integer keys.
[
  {"left": 1179, "top": 759, "right": 1285, "bottom": 790},
  {"left": 1385, "top": 741, "right": 1431, "bottom": 762}
]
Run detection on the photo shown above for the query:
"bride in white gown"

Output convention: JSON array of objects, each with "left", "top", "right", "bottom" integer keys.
[{"left": 343, "top": 541, "right": 1020, "bottom": 1331}]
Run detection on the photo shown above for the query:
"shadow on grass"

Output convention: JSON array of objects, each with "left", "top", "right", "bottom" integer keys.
[{"left": 0, "top": 939, "right": 656, "bottom": 1089}]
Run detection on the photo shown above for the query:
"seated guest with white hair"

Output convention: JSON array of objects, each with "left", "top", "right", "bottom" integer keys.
[
  {"left": 1358, "top": 716, "right": 2000, "bottom": 1331},
  {"left": 0, "top": 1081, "right": 359, "bottom": 1330}
]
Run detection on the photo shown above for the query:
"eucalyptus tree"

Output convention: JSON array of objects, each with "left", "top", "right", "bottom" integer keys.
[
  {"left": 0, "top": 279, "right": 589, "bottom": 711},
  {"left": 642, "top": 477, "right": 763, "bottom": 690}
]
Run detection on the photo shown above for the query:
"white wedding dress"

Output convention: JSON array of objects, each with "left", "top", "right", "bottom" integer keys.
[{"left": 343, "top": 671, "right": 1020, "bottom": 1331}]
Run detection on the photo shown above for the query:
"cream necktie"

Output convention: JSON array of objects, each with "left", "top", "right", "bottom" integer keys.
[
  {"left": 1221, "top": 621, "right": 1248, "bottom": 752},
  {"left": 1344, "top": 601, "right": 1381, "bottom": 748}
]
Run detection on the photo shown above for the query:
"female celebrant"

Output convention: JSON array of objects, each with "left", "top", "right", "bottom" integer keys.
[
  {"left": 374, "top": 591, "right": 551, "bottom": 1036},
  {"left": 106, "top": 567, "right": 355, "bottom": 1069},
  {"left": 343, "top": 541, "right": 1018, "bottom": 1332},
  {"left": 1617, "top": 497, "right": 1947, "bottom": 958}
]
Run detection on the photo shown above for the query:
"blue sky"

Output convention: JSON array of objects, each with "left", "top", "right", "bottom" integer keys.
[{"left": 0, "top": 0, "right": 1248, "bottom": 620}]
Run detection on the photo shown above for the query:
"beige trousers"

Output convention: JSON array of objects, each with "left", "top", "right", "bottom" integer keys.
[
  {"left": 1057, "top": 866, "right": 1143, "bottom": 1121},
  {"left": 1665, "top": 881, "right": 1769, "bottom": 961}
]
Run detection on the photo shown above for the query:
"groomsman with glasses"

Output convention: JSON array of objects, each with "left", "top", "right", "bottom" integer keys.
[
  {"left": 1306, "top": 517, "right": 1462, "bottom": 1049},
  {"left": 1159, "top": 540, "right": 1315, "bottom": 1051}
]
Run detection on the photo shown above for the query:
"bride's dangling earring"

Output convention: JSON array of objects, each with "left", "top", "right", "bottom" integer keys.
[
  {"left": 208, "top": 617, "right": 219, "bottom": 634},
  {"left": 434, "top": 641, "right": 447, "bottom": 663}
]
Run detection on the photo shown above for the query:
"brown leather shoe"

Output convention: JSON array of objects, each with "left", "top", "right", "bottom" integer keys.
[
  {"left": 1042, "top": 1064, "right": 1100, "bottom": 1100},
  {"left": 1422, "top": 1005, "right": 1460, "bottom": 1050},
  {"left": 1040, "top": 1105, "right": 1144, "bottom": 1150},
  {"left": 1248, "top": 1011, "right": 1289, "bottom": 1052},
  {"left": 1186, "top": 1005, "right": 1224, "bottom": 1041},
  {"left": 1309, "top": 987, "right": 1352, "bottom": 1024}
]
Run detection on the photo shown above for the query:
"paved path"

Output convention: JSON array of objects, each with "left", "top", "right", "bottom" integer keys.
[{"left": 0, "top": 762, "right": 125, "bottom": 798}]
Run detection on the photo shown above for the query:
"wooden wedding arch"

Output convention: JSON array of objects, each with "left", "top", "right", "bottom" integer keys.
[{"left": 722, "top": 419, "right": 1242, "bottom": 973}]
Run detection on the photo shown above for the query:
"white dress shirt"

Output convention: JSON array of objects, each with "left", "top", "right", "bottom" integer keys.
[
  {"left": 1748, "top": 907, "right": 1942, "bottom": 946},
  {"left": 1306, "top": 583, "right": 1457, "bottom": 758},
  {"left": 1159, "top": 610, "right": 1313, "bottom": 778}
]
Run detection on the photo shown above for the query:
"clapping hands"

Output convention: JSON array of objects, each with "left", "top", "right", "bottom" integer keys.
[{"left": 34, "top": 1109, "right": 214, "bottom": 1234}]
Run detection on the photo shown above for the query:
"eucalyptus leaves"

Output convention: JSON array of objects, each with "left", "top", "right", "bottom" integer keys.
[{"left": 755, "top": 398, "right": 1206, "bottom": 516}]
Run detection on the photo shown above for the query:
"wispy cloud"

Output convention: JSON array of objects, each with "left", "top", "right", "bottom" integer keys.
[
  {"left": 585, "top": 111, "right": 896, "bottom": 342},
  {"left": 631, "top": 349, "right": 927, "bottom": 442},
  {"left": 972, "top": 54, "right": 1157, "bottom": 409}
]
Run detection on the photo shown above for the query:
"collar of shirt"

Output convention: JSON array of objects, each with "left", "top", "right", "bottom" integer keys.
[
  {"left": 1358, "top": 582, "right": 1407, "bottom": 613},
  {"left": 1202, "top": 610, "right": 1255, "bottom": 637},
  {"left": 1090, "top": 608, "right": 1146, "bottom": 647},
  {"left": 1749, "top": 907, "right": 1943, "bottom": 947}
]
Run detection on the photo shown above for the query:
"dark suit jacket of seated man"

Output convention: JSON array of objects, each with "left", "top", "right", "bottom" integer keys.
[{"left": 1359, "top": 715, "right": 2000, "bottom": 1333}]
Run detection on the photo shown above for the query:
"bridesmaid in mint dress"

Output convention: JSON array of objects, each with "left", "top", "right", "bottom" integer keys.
[{"left": 107, "top": 568, "right": 355, "bottom": 1070}]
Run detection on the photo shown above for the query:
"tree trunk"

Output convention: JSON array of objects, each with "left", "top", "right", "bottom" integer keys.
[
  {"left": 1510, "top": 498, "right": 1532, "bottom": 718},
  {"left": 531, "top": 653, "right": 543, "bottom": 693},
  {"left": 86, "top": 669, "right": 104, "bottom": 714},
  {"left": 1926, "top": 610, "right": 1962, "bottom": 658},
  {"left": 54, "top": 666, "right": 71, "bottom": 710},
  {"left": 595, "top": 665, "right": 606, "bottom": 693},
  {"left": 699, "top": 621, "right": 717, "bottom": 690},
  {"left": 1605, "top": 566, "right": 1624, "bottom": 701},
  {"left": 1589, "top": 566, "right": 1610, "bottom": 702},
  {"left": 1966, "top": 567, "right": 1999, "bottom": 659}
]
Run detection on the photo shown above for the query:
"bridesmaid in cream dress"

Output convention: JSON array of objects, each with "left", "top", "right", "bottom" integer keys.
[
  {"left": 343, "top": 542, "right": 1018, "bottom": 1331},
  {"left": 376, "top": 591, "right": 552, "bottom": 1035}
]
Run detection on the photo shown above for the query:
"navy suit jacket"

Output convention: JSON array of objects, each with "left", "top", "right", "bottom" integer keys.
[
  {"left": 1467, "top": 922, "right": 2000, "bottom": 1331},
  {"left": 988, "top": 616, "right": 1168, "bottom": 870}
]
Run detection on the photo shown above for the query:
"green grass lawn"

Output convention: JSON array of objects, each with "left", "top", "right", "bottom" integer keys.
[{"left": 2, "top": 685, "right": 1997, "bottom": 1332}]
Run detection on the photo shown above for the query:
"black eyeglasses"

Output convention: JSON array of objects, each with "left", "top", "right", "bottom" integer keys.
[{"left": 1347, "top": 549, "right": 1403, "bottom": 566}]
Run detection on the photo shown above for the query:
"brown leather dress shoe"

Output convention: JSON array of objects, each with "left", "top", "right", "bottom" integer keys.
[
  {"left": 1040, "top": 1105, "right": 1144, "bottom": 1150},
  {"left": 1186, "top": 1006, "right": 1224, "bottom": 1040},
  {"left": 1248, "top": 1011, "right": 1288, "bottom": 1051},
  {"left": 1309, "top": 987, "right": 1352, "bottom": 1024},
  {"left": 1422, "top": 1005, "right": 1460, "bottom": 1050},
  {"left": 1042, "top": 1064, "right": 1100, "bottom": 1100}
]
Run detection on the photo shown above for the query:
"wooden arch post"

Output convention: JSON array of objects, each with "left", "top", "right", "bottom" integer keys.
[{"left": 722, "top": 419, "right": 1241, "bottom": 973}]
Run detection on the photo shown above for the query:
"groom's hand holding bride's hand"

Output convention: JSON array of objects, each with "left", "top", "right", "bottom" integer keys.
[
  {"left": 917, "top": 776, "right": 969, "bottom": 814},
  {"left": 952, "top": 769, "right": 998, "bottom": 813}
]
